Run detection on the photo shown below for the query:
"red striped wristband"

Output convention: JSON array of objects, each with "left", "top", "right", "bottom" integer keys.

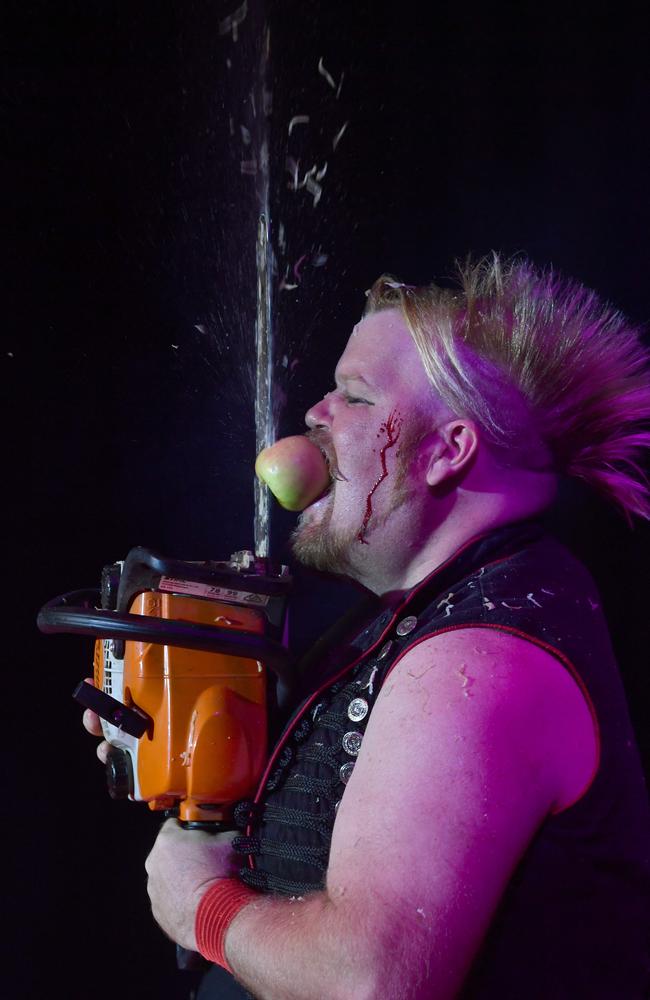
[{"left": 195, "top": 878, "right": 258, "bottom": 971}]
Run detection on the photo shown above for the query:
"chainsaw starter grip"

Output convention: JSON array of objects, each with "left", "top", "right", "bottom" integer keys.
[{"left": 72, "top": 680, "right": 150, "bottom": 738}]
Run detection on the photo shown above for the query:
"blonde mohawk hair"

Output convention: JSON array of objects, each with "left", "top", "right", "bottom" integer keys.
[{"left": 365, "top": 254, "right": 650, "bottom": 524}]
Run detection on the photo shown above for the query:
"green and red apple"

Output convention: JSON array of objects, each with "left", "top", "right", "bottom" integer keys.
[{"left": 255, "top": 435, "right": 331, "bottom": 511}]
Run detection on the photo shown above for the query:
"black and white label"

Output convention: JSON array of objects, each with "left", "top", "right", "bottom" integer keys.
[{"left": 159, "top": 576, "right": 270, "bottom": 607}]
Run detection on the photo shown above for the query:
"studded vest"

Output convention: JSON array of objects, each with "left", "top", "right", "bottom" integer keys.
[{"left": 231, "top": 519, "right": 650, "bottom": 997}]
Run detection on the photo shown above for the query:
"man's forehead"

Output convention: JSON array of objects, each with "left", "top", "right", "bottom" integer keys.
[
  {"left": 350, "top": 308, "right": 407, "bottom": 338},
  {"left": 336, "top": 309, "right": 413, "bottom": 374},
  {"left": 334, "top": 309, "right": 449, "bottom": 418}
]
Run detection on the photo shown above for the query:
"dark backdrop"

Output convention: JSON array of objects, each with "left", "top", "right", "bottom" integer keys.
[{"left": 10, "top": 1, "right": 649, "bottom": 996}]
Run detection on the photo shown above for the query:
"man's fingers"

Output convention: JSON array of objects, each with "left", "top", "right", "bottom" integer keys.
[
  {"left": 79, "top": 677, "right": 110, "bottom": 764},
  {"left": 81, "top": 677, "right": 104, "bottom": 736},
  {"left": 82, "top": 707, "right": 104, "bottom": 736}
]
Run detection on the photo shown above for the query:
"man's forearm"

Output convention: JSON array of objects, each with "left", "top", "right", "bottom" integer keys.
[{"left": 222, "top": 886, "right": 376, "bottom": 1000}]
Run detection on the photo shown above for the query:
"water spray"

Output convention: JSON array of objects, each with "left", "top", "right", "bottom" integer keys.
[{"left": 254, "top": 211, "right": 274, "bottom": 556}]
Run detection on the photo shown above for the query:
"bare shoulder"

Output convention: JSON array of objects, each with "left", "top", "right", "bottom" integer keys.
[
  {"left": 381, "top": 626, "right": 598, "bottom": 812},
  {"left": 326, "top": 627, "right": 599, "bottom": 995}
]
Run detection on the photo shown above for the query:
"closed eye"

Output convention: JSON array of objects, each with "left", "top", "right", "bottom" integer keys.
[{"left": 342, "top": 393, "right": 374, "bottom": 406}]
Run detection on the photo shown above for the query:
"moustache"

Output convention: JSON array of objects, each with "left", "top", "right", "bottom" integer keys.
[{"left": 305, "top": 429, "right": 346, "bottom": 483}]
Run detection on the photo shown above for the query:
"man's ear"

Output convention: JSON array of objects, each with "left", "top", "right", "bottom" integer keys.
[{"left": 425, "top": 419, "right": 479, "bottom": 487}]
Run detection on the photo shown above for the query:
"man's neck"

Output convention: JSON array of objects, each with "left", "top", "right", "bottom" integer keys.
[{"left": 358, "top": 483, "right": 554, "bottom": 599}]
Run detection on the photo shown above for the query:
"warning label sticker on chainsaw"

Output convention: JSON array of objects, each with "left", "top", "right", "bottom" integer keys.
[{"left": 158, "top": 576, "right": 270, "bottom": 607}]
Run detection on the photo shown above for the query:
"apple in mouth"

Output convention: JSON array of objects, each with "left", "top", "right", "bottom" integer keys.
[{"left": 255, "top": 435, "right": 332, "bottom": 511}]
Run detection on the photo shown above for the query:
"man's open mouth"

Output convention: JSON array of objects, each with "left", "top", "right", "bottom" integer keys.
[
  {"left": 315, "top": 458, "right": 335, "bottom": 502},
  {"left": 296, "top": 447, "right": 334, "bottom": 511},
  {"left": 302, "top": 430, "right": 343, "bottom": 509},
  {"left": 318, "top": 447, "right": 334, "bottom": 480}
]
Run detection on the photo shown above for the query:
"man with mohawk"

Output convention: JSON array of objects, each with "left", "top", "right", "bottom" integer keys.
[{"left": 108, "top": 255, "right": 650, "bottom": 997}]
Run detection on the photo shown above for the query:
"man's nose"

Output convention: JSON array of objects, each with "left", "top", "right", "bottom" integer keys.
[{"left": 305, "top": 394, "right": 332, "bottom": 429}]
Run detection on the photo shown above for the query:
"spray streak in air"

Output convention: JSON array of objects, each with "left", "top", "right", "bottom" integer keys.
[
  {"left": 252, "top": 23, "right": 274, "bottom": 558},
  {"left": 218, "top": 10, "right": 350, "bottom": 556},
  {"left": 254, "top": 211, "right": 273, "bottom": 557}
]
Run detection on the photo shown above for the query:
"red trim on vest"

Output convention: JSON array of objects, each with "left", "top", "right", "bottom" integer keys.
[{"left": 382, "top": 622, "right": 602, "bottom": 815}]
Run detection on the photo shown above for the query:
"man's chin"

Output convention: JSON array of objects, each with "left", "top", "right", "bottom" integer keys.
[{"left": 289, "top": 512, "right": 354, "bottom": 577}]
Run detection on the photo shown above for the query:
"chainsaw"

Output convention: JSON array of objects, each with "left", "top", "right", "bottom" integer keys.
[{"left": 38, "top": 545, "right": 293, "bottom": 828}]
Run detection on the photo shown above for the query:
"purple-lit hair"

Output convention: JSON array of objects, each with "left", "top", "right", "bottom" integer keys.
[{"left": 365, "top": 254, "right": 650, "bottom": 523}]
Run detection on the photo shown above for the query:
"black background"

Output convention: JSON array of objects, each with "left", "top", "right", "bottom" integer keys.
[{"left": 10, "top": 1, "right": 650, "bottom": 996}]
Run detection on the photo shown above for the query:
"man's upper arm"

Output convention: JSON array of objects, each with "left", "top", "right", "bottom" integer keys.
[{"left": 325, "top": 627, "right": 597, "bottom": 999}]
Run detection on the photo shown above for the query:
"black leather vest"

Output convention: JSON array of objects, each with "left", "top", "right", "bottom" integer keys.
[{"left": 232, "top": 519, "right": 650, "bottom": 997}]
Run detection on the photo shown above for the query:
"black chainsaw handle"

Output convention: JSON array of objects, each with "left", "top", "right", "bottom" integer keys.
[{"left": 37, "top": 588, "right": 293, "bottom": 684}]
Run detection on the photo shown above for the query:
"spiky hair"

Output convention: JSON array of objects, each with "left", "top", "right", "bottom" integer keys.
[{"left": 365, "top": 254, "right": 650, "bottom": 524}]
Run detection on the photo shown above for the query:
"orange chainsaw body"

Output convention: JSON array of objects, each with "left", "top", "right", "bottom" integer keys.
[{"left": 93, "top": 591, "right": 268, "bottom": 822}]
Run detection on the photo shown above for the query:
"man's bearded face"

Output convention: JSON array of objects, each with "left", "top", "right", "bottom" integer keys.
[
  {"left": 289, "top": 310, "right": 436, "bottom": 579},
  {"left": 290, "top": 424, "right": 421, "bottom": 575}
]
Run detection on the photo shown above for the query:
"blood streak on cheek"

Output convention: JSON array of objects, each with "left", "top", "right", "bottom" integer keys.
[{"left": 357, "top": 408, "right": 403, "bottom": 544}]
